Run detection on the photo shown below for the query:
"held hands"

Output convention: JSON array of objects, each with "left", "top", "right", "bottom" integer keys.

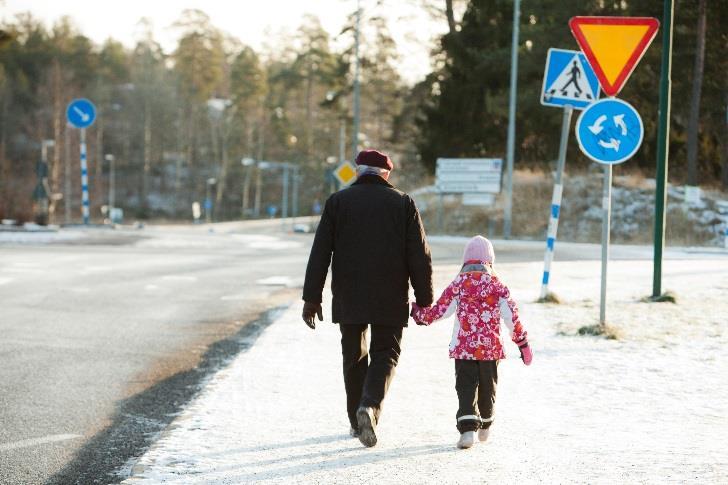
[
  {"left": 302, "top": 301, "right": 323, "bottom": 330},
  {"left": 410, "top": 302, "right": 427, "bottom": 326},
  {"left": 517, "top": 338, "right": 533, "bottom": 366}
]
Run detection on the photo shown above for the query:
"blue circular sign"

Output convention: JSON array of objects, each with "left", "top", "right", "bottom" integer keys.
[
  {"left": 575, "top": 98, "right": 643, "bottom": 165},
  {"left": 66, "top": 98, "right": 97, "bottom": 129}
]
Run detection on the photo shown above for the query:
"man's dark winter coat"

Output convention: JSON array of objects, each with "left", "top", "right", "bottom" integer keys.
[{"left": 303, "top": 175, "right": 433, "bottom": 326}]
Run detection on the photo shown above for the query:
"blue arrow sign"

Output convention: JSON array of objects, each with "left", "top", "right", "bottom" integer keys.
[
  {"left": 66, "top": 98, "right": 96, "bottom": 129},
  {"left": 575, "top": 98, "right": 643, "bottom": 165},
  {"left": 541, "top": 48, "right": 600, "bottom": 110}
]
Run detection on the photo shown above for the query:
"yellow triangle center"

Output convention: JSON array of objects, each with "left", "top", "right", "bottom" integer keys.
[{"left": 579, "top": 24, "right": 650, "bottom": 85}]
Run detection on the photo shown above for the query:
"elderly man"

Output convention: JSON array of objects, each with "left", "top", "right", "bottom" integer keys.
[{"left": 302, "top": 149, "right": 433, "bottom": 448}]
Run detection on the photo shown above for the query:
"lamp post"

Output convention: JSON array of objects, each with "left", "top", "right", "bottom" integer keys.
[
  {"left": 255, "top": 160, "right": 300, "bottom": 231},
  {"left": 503, "top": 0, "right": 521, "bottom": 239},
  {"left": 241, "top": 157, "right": 255, "bottom": 218},
  {"left": 206, "top": 177, "right": 217, "bottom": 223},
  {"left": 105, "top": 154, "right": 115, "bottom": 217},
  {"left": 352, "top": 0, "right": 361, "bottom": 160}
]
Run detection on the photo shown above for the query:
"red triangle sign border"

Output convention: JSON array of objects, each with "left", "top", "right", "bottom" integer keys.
[{"left": 569, "top": 16, "right": 660, "bottom": 97}]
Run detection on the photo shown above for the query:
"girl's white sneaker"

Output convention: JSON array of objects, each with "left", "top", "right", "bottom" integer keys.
[
  {"left": 457, "top": 431, "right": 477, "bottom": 449},
  {"left": 478, "top": 428, "right": 490, "bottom": 442}
]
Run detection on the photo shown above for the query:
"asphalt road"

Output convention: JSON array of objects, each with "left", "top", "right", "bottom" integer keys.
[
  {"left": 1, "top": 220, "right": 718, "bottom": 484},
  {"left": 0, "top": 221, "right": 312, "bottom": 484}
]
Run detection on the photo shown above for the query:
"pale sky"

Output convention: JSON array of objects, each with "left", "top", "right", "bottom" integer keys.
[{"left": 3, "top": 0, "right": 448, "bottom": 85}]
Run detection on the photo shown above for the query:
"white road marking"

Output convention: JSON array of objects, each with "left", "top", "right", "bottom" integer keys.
[
  {"left": 82, "top": 265, "right": 112, "bottom": 272},
  {"left": 2, "top": 268, "right": 44, "bottom": 274},
  {"left": 11, "top": 262, "right": 42, "bottom": 268},
  {"left": 0, "top": 434, "right": 81, "bottom": 452},
  {"left": 161, "top": 275, "right": 197, "bottom": 282}
]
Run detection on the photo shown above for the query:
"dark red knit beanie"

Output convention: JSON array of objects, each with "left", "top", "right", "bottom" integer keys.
[{"left": 355, "top": 149, "right": 393, "bottom": 171}]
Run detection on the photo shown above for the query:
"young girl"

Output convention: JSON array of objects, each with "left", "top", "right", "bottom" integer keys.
[{"left": 411, "top": 235, "right": 532, "bottom": 449}]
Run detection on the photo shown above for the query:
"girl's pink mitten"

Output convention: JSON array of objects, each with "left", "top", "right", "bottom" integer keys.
[{"left": 518, "top": 339, "right": 533, "bottom": 366}]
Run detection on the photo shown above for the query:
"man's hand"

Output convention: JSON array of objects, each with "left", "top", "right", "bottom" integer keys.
[
  {"left": 302, "top": 301, "right": 323, "bottom": 329},
  {"left": 410, "top": 302, "right": 427, "bottom": 326}
]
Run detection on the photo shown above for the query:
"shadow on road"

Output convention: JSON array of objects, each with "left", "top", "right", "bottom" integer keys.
[{"left": 46, "top": 306, "right": 287, "bottom": 485}]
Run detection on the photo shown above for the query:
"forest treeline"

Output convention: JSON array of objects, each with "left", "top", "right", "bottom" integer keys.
[{"left": 0, "top": 0, "right": 725, "bottom": 222}]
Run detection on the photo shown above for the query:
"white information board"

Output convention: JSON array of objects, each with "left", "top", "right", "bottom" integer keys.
[{"left": 435, "top": 158, "right": 502, "bottom": 194}]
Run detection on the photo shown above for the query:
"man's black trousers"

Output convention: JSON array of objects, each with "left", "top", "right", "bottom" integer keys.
[{"left": 339, "top": 324, "right": 404, "bottom": 430}]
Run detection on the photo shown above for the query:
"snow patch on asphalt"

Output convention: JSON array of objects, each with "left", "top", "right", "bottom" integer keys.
[
  {"left": 255, "top": 276, "right": 296, "bottom": 287},
  {"left": 0, "top": 231, "right": 84, "bottom": 244}
]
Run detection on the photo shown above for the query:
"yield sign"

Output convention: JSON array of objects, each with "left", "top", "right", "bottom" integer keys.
[{"left": 569, "top": 16, "right": 659, "bottom": 97}]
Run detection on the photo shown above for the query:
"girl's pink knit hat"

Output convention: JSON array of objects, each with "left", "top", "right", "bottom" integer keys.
[{"left": 462, "top": 235, "right": 495, "bottom": 264}]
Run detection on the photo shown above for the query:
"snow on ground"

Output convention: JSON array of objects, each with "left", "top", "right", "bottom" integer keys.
[
  {"left": 0, "top": 229, "right": 85, "bottom": 244},
  {"left": 122, "top": 256, "right": 728, "bottom": 484}
]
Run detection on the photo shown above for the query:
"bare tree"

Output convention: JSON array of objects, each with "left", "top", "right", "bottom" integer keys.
[{"left": 686, "top": 0, "right": 707, "bottom": 186}]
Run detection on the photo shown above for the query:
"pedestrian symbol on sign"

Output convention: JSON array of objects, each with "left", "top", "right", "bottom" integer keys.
[
  {"left": 558, "top": 60, "right": 587, "bottom": 98},
  {"left": 541, "top": 48, "right": 601, "bottom": 110}
]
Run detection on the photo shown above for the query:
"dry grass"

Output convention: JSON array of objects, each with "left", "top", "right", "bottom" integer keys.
[
  {"left": 577, "top": 323, "right": 623, "bottom": 340},
  {"left": 418, "top": 168, "right": 722, "bottom": 247}
]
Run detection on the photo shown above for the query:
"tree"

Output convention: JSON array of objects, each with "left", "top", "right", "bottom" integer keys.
[{"left": 685, "top": 0, "right": 707, "bottom": 187}]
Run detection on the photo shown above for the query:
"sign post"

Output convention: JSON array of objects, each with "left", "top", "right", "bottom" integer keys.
[
  {"left": 538, "top": 47, "right": 600, "bottom": 300},
  {"left": 652, "top": 1, "right": 674, "bottom": 299},
  {"left": 539, "top": 105, "right": 573, "bottom": 301},
  {"left": 575, "top": 98, "right": 644, "bottom": 324},
  {"left": 66, "top": 98, "right": 97, "bottom": 225},
  {"left": 569, "top": 16, "right": 660, "bottom": 320}
]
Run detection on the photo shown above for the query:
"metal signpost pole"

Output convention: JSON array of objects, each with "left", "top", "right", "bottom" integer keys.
[
  {"left": 600, "top": 164, "right": 613, "bottom": 324},
  {"left": 652, "top": 0, "right": 674, "bottom": 299},
  {"left": 67, "top": 98, "right": 97, "bottom": 225},
  {"left": 503, "top": 0, "right": 521, "bottom": 239},
  {"left": 80, "top": 128, "right": 90, "bottom": 225},
  {"left": 281, "top": 164, "right": 289, "bottom": 230},
  {"left": 105, "top": 154, "right": 115, "bottom": 215},
  {"left": 254, "top": 167, "right": 262, "bottom": 217},
  {"left": 539, "top": 104, "right": 573, "bottom": 300},
  {"left": 64, "top": 125, "right": 71, "bottom": 224},
  {"left": 292, "top": 166, "right": 299, "bottom": 223}
]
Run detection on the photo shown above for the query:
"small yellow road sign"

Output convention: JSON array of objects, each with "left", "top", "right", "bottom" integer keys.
[{"left": 333, "top": 161, "right": 357, "bottom": 186}]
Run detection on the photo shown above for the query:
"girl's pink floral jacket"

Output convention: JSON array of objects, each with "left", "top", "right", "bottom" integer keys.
[{"left": 411, "top": 262, "right": 527, "bottom": 361}]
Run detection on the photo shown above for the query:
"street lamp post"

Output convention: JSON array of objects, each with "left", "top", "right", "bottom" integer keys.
[
  {"left": 241, "top": 157, "right": 255, "bottom": 218},
  {"left": 105, "top": 154, "right": 115, "bottom": 220},
  {"left": 256, "top": 160, "right": 300, "bottom": 231},
  {"left": 503, "top": 0, "right": 521, "bottom": 239},
  {"left": 352, "top": 0, "right": 361, "bottom": 160},
  {"left": 206, "top": 178, "right": 217, "bottom": 223}
]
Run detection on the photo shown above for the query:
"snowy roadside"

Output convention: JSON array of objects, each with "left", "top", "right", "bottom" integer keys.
[{"left": 122, "top": 257, "right": 728, "bottom": 484}]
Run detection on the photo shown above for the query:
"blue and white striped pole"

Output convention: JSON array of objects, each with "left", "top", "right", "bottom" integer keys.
[
  {"left": 80, "top": 128, "right": 90, "bottom": 225},
  {"left": 540, "top": 182, "right": 563, "bottom": 298},
  {"left": 540, "top": 105, "right": 573, "bottom": 300}
]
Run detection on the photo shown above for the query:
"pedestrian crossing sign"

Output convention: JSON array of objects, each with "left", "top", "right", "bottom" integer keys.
[{"left": 540, "top": 48, "right": 601, "bottom": 110}]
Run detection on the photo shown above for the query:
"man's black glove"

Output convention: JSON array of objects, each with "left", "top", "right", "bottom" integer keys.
[{"left": 302, "top": 301, "right": 323, "bottom": 330}]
